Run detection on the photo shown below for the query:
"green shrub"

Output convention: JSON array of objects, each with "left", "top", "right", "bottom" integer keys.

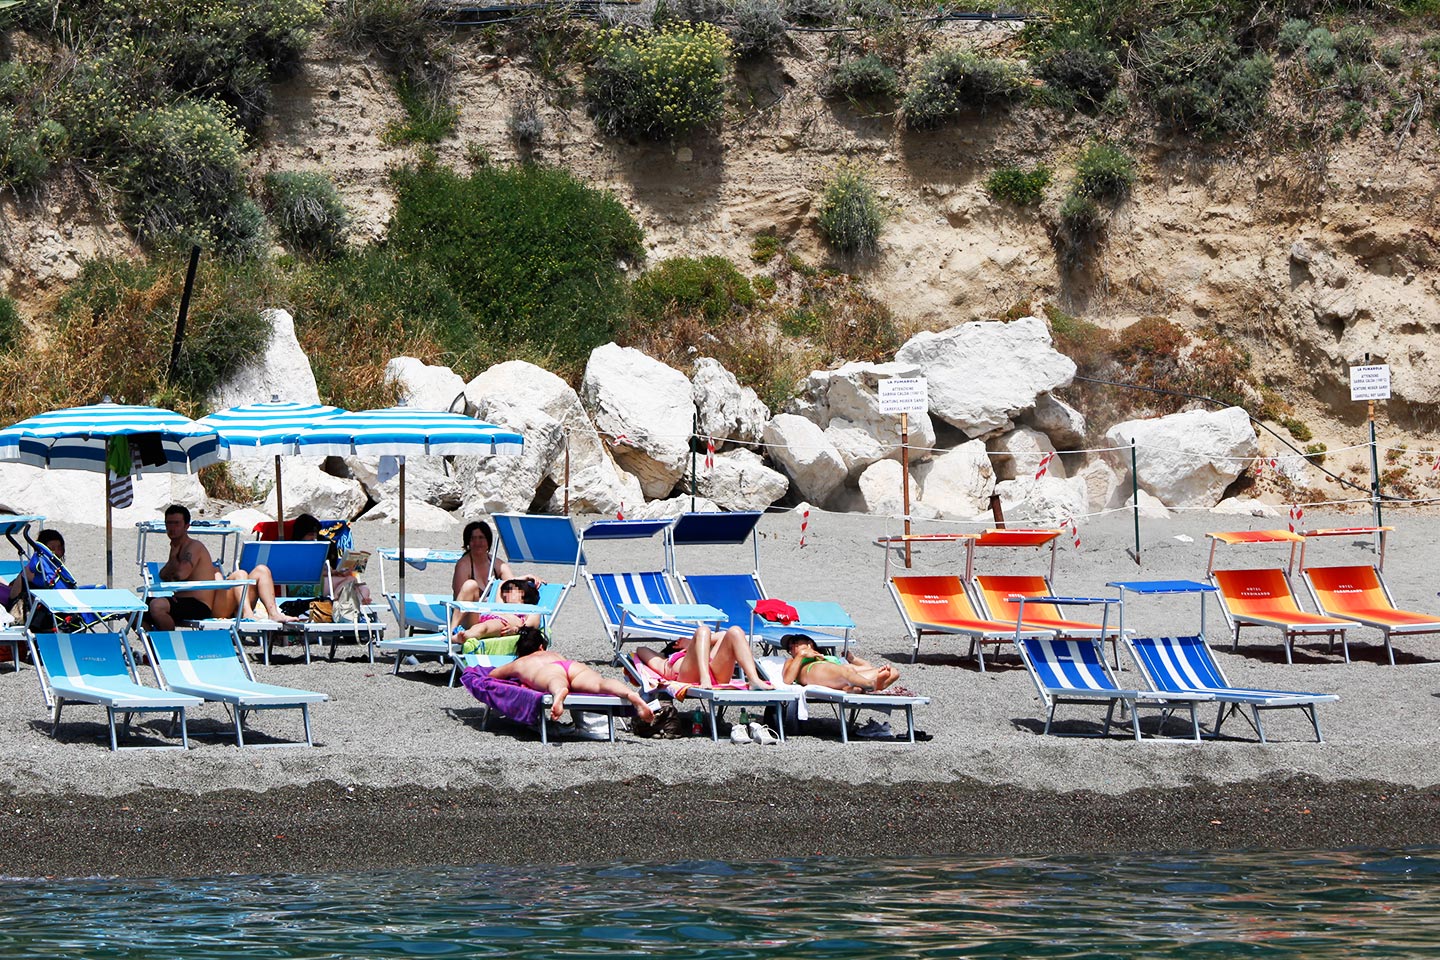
[
  {"left": 1379, "top": 43, "right": 1404, "bottom": 69},
  {"left": 385, "top": 74, "right": 459, "bottom": 144},
  {"left": 1304, "top": 441, "right": 1327, "bottom": 465},
  {"left": 387, "top": 162, "right": 645, "bottom": 373},
  {"left": 817, "top": 164, "right": 884, "bottom": 258},
  {"left": 333, "top": 0, "right": 432, "bottom": 66},
  {"left": 0, "top": 296, "right": 21, "bottom": 353},
  {"left": 1307, "top": 42, "right": 1338, "bottom": 74},
  {"left": 586, "top": 24, "right": 733, "bottom": 140},
  {"left": 751, "top": 233, "right": 782, "bottom": 264},
  {"left": 1136, "top": 21, "right": 1272, "bottom": 136},
  {"left": 118, "top": 98, "right": 255, "bottom": 255},
  {"left": 1055, "top": 193, "right": 1102, "bottom": 267},
  {"left": 1334, "top": 24, "right": 1374, "bottom": 61},
  {"left": 263, "top": 170, "right": 350, "bottom": 256},
  {"left": 783, "top": 0, "right": 843, "bottom": 26},
  {"left": 508, "top": 94, "right": 545, "bottom": 145},
  {"left": 1073, "top": 142, "right": 1136, "bottom": 204},
  {"left": 1336, "top": 62, "right": 1371, "bottom": 99},
  {"left": 1276, "top": 18, "right": 1311, "bottom": 53},
  {"left": 827, "top": 54, "right": 900, "bottom": 101},
  {"left": 902, "top": 48, "right": 1026, "bottom": 129},
  {"left": 730, "top": 0, "right": 788, "bottom": 56},
  {"left": 986, "top": 165, "right": 1052, "bottom": 206},
  {"left": 1033, "top": 44, "right": 1118, "bottom": 108},
  {"left": 631, "top": 256, "right": 756, "bottom": 325},
  {"left": 0, "top": 109, "right": 61, "bottom": 192},
  {"left": 1281, "top": 416, "right": 1313, "bottom": 442}
]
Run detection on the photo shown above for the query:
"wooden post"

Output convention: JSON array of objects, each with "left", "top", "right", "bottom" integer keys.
[
  {"left": 901, "top": 412, "right": 912, "bottom": 569},
  {"left": 1368, "top": 398, "right": 1382, "bottom": 535}
]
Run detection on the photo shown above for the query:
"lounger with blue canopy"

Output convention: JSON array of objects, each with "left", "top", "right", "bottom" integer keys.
[
  {"left": 27, "top": 588, "right": 202, "bottom": 750},
  {"left": 582, "top": 519, "right": 712, "bottom": 661},
  {"left": 1111, "top": 579, "right": 1336, "bottom": 743},
  {"left": 242, "top": 540, "right": 384, "bottom": 664},
  {"left": 145, "top": 630, "right": 328, "bottom": 747},
  {"left": 669, "top": 511, "right": 854, "bottom": 654}
]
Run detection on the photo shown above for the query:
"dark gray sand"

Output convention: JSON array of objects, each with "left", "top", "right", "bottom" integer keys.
[{"left": 4, "top": 506, "right": 1439, "bottom": 877}]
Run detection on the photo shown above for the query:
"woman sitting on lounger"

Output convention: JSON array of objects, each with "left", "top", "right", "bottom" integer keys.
[
  {"left": 454, "top": 578, "right": 542, "bottom": 642},
  {"left": 780, "top": 634, "right": 900, "bottom": 693},
  {"left": 491, "top": 627, "right": 654, "bottom": 722},
  {"left": 635, "top": 625, "right": 772, "bottom": 690}
]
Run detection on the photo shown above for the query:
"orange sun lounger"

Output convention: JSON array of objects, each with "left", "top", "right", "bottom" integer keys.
[
  {"left": 887, "top": 575, "right": 1052, "bottom": 670},
  {"left": 1209, "top": 568, "right": 1352, "bottom": 664},
  {"left": 973, "top": 574, "right": 1123, "bottom": 664},
  {"left": 1303, "top": 565, "right": 1440, "bottom": 666}
]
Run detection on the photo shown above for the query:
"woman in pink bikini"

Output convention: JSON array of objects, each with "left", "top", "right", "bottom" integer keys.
[
  {"left": 635, "top": 624, "right": 772, "bottom": 690},
  {"left": 490, "top": 628, "right": 655, "bottom": 722}
]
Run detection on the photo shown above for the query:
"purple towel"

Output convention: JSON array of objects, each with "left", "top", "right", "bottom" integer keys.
[{"left": 461, "top": 665, "right": 544, "bottom": 728}]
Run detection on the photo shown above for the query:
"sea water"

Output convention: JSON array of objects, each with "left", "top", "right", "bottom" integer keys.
[{"left": 2, "top": 849, "right": 1438, "bottom": 958}]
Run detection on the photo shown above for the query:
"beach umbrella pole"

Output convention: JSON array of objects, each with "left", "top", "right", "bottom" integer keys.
[
  {"left": 274, "top": 454, "right": 285, "bottom": 530},
  {"left": 105, "top": 471, "right": 114, "bottom": 587},
  {"left": 398, "top": 456, "right": 407, "bottom": 638}
]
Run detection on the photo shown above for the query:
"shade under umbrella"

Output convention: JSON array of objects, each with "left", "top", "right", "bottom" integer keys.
[
  {"left": 291, "top": 406, "right": 523, "bottom": 637},
  {"left": 197, "top": 398, "right": 345, "bottom": 528},
  {"left": 0, "top": 401, "right": 221, "bottom": 585}
]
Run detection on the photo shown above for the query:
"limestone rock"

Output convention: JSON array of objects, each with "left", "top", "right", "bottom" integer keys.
[
  {"left": 356, "top": 497, "right": 457, "bottom": 531},
  {"left": 790, "top": 361, "right": 936, "bottom": 478},
  {"left": 211, "top": 308, "right": 320, "bottom": 408},
  {"left": 1126, "top": 489, "right": 1172, "bottom": 520},
  {"left": 992, "top": 476, "right": 1086, "bottom": 525},
  {"left": 895, "top": 316, "right": 1076, "bottom": 437},
  {"left": 914, "top": 440, "right": 995, "bottom": 519},
  {"left": 691, "top": 449, "right": 789, "bottom": 512},
  {"left": 0, "top": 463, "right": 208, "bottom": 528},
  {"left": 627, "top": 494, "right": 720, "bottom": 519},
  {"left": 761, "top": 414, "right": 847, "bottom": 506},
  {"left": 855, "top": 459, "right": 919, "bottom": 516},
  {"left": 692, "top": 357, "right": 769, "bottom": 446},
  {"left": 346, "top": 455, "right": 461, "bottom": 510},
  {"left": 988, "top": 426, "right": 1063, "bottom": 482},
  {"left": 1022, "top": 392, "right": 1086, "bottom": 450},
  {"left": 1105, "top": 407, "right": 1258, "bottom": 508},
  {"left": 1210, "top": 496, "right": 1281, "bottom": 518},
  {"left": 582, "top": 344, "right": 695, "bottom": 499},
  {"left": 384, "top": 357, "right": 466, "bottom": 412},
  {"left": 546, "top": 462, "right": 645, "bottom": 516},
  {"left": 261, "top": 459, "right": 368, "bottom": 520},
  {"left": 1071, "top": 458, "right": 1122, "bottom": 513}
]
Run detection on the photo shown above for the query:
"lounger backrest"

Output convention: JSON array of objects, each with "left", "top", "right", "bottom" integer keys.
[
  {"left": 238, "top": 541, "right": 330, "bottom": 588},
  {"left": 1304, "top": 565, "right": 1389, "bottom": 615},
  {"left": 681, "top": 573, "right": 762, "bottom": 631},
  {"left": 148, "top": 630, "right": 247, "bottom": 687},
  {"left": 386, "top": 592, "right": 453, "bottom": 631},
  {"left": 588, "top": 570, "right": 678, "bottom": 630},
  {"left": 1019, "top": 636, "right": 1117, "bottom": 693},
  {"left": 891, "top": 575, "right": 984, "bottom": 625},
  {"left": 975, "top": 575, "right": 1062, "bottom": 622},
  {"left": 1212, "top": 568, "right": 1305, "bottom": 617},
  {"left": 492, "top": 514, "right": 583, "bottom": 570},
  {"left": 33, "top": 631, "right": 128, "bottom": 683},
  {"left": 1128, "top": 635, "right": 1226, "bottom": 693}
]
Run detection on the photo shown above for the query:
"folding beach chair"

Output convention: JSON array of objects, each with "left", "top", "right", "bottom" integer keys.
[
  {"left": 582, "top": 519, "right": 713, "bottom": 662},
  {"left": 755, "top": 655, "right": 929, "bottom": 743},
  {"left": 27, "top": 588, "right": 202, "bottom": 750},
  {"left": 145, "top": 630, "right": 328, "bottom": 747},
  {"left": 670, "top": 511, "right": 853, "bottom": 655},
  {"left": 887, "top": 574, "right": 1054, "bottom": 669},
  {"left": 1016, "top": 633, "right": 1208, "bottom": 741},
  {"left": 1299, "top": 526, "right": 1440, "bottom": 666},
  {"left": 1206, "top": 530, "right": 1351, "bottom": 664},
  {"left": 238, "top": 539, "right": 385, "bottom": 664},
  {"left": 623, "top": 653, "right": 799, "bottom": 741}
]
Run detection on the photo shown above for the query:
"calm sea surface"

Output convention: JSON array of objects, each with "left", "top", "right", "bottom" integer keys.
[{"left": 3, "top": 849, "right": 1438, "bottom": 958}]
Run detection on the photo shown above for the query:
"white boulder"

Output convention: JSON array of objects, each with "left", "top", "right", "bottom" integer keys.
[
  {"left": 1071, "top": 458, "right": 1122, "bottom": 513},
  {"left": 1211, "top": 496, "right": 1281, "bottom": 518},
  {"left": 895, "top": 317, "right": 1076, "bottom": 437},
  {"left": 221, "top": 507, "right": 273, "bottom": 531},
  {"left": 988, "top": 426, "right": 1063, "bottom": 482},
  {"left": 346, "top": 455, "right": 461, "bottom": 510},
  {"left": 211, "top": 308, "right": 320, "bottom": 408},
  {"left": 761, "top": 414, "right": 847, "bottom": 506},
  {"left": 692, "top": 449, "right": 789, "bottom": 512},
  {"left": 1126, "top": 489, "right": 1172, "bottom": 520},
  {"left": 992, "top": 476, "right": 1086, "bottom": 525},
  {"left": 0, "top": 463, "right": 208, "bottom": 528},
  {"left": 855, "top": 459, "right": 919, "bottom": 516},
  {"left": 791, "top": 361, "right": 936, "bottom": 477},
  {"left": 384, "top": 357, "right": 466, "bottom": 411},
  {"left": 692, "top": 358, "right": 769, "bottom": 446},
  {"left": 261, "top": 459, "right": 368, "bottom": 520},
  {"left": 581, "top": 344, "right": 695, "bottom": 499},
  {"left": 1105, "top": 407, "right": 1258, "bottom": 508},
  {"left": 1022, "top": 392, "right": 1087, "bottom": 450},
  {"left": 914, "top": 440, "right": 995, "bottom": 519},
  {"left": 626, "top": 495, "right": 720, "bottom": 519},
  {"left": 356, "top": 497, "right": 457, "bottom": 531}
]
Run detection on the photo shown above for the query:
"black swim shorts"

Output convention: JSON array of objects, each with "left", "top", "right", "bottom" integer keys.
[{"left": 167, "top": 595, "right": 213, "bottom": 621}]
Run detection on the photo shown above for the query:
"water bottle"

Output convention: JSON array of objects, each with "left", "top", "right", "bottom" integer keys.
[
  {"left": 690, "top": 709, "right": 703, "bottom": 736},
  {"left": 739, "top": 709, "right": 750, "bottom": 728}
]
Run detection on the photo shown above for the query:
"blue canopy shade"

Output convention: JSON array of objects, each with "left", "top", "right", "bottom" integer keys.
[
  {"left": 670, "top": 511, "right": 763, "bottom": 546},
  {"left": 291, "top": 406, "right": 523, "bottom": 458},
  {"left": 197, "top": 399, "right": 344, "bottom": 458},
  {"left": 0, "top": 402, "right": 220, "bottom": 474},
  {"left": 582, "top": 519, "right": 674, "bottom": 541}
]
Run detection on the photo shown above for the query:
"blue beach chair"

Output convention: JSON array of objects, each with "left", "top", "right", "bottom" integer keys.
[
  {"left": 239, "top": 540, "right": 385, "bottom": 665},
  {"left": 146, "top": 630, "right": 329, "bottom": 747},
  {"left": 582, "top": 519, "right": 710, "bottom": 662}
]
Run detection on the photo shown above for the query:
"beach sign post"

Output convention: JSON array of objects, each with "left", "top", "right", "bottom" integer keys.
[
  {"left": 878, "top": 377, "right": 928, "bottom": 569},
  {"left": 1349, "top": 360, "right": 1390, "bottom": 533}
]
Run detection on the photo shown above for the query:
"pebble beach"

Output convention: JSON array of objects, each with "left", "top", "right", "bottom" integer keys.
[{"left": 3, "top": 506, "right": 1439, "bottom": 877}]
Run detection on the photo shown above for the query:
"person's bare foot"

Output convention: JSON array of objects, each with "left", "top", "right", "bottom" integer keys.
[
  {"left": 875, "top": 665, "right": 899, "bottom": 691},
  {"left": 550, "top": 692, "right": 568, "bottom": 721},
  {"left": 270, "top": 611, "right": 300, "bottom": 624},
  {"left": 629, "top": 694, "right": 655, "bottom": 723},
  {"left": 747, "top": 678, "right": 773, "bottom": 691}
]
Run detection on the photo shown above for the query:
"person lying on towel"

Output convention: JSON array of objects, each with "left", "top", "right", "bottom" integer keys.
[
  {"left": 635, "top": 624, "right": 773, "bottom": 691},
  {"left": 780, "top": 634, "right": 905, "bottom": 694},
  {"left": 490, "top": 627, "right": 655, "bottom": 723}
]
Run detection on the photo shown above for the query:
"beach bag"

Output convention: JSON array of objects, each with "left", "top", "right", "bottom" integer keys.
[
  {"left": 632, "top": 705, "right": 689, "bottom": 739},
  {"left": 306, "top": 598, "right": 334, "bottom": 623},
  {"left": 331, "top": 578, "right": 363, "bottom": 623}
]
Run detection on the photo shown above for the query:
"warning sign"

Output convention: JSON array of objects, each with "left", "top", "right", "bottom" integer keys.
[
  {"left": 1349, "top": 365, "right": 1391, "bottom": 402},
  {"left": 877, "top": 377, "right": 929, "bottom": 415}
]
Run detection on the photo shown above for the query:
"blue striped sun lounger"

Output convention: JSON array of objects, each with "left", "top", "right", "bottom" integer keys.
[
  {"left": 587, "top": 570, "right": 714, "bottom": 662},
  {"left": 146, "top": 630, "right": 328, "bottom": 747}
]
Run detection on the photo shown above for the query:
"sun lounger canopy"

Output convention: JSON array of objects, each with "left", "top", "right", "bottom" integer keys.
[
  {"left": 975, "top": 528, "right": 1063, "bottom": 548},
  {"left": 669, "top": 511, "right": 764, "bottom": 546},
  {"left": 582, "top": 519, "right": 674, "bottom": 541},
  {"left": 1107, "top": 579, "right": 1216, "bottom": 596},
  {"left": 1207, "top": 529, "right": 1304, "bottom": 544}
]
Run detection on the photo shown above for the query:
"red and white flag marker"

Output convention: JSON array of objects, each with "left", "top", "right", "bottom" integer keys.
[
  {"left": 1034, "top": 451, "right": 1055, "bottom": 480},
  {"left": 799, "top": 508, "right": 810, "bottom": 548}
]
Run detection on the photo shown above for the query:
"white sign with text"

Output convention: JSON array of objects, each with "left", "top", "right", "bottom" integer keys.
[
  {"left": 1349, "top": 364, "right": 1391, "bottom": 402},
  {"left": 877, "top": 377, "right": 929, "bottom": 415}
]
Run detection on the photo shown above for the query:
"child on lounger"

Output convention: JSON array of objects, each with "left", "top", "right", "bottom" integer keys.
[
  {"left": 780, "top": 634, "right": 901, "bottom": 693},
  {"left": 490, "top": 627, "right": 654, "bottom": 723},
  {"left": 635, "top": 624, "right": 773, "bottom": 691},
  {"left": 453, "top": 578, "right": 542, "bottom": 642}
]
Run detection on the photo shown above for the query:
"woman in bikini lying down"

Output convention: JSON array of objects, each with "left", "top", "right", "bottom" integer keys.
[
  {"left": 779, "top": 633, "right": 902, "bottom": 693},
  {"left": 489, "top": 627, "right": 654, "bottom": 722},
  {"left": 454, "top": 578, "right": 542, "bottom": 642},
  {"left": 634, "top": 624, "right": 772, "bottom": 691}
]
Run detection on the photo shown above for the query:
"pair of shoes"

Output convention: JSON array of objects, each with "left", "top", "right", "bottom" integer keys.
[
  {"left": 748, "top": 721, "right": 779, "bottom": 745},
  {"left": 730, "top": 723, "right": 752, "bottom": 744},
  {"left": 854, "top": 718, "right": 892, "bottom": 739}
]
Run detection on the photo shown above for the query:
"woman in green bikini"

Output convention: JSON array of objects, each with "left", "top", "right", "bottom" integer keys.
[{"left": 780, "top": 634, "right": 901, "bottom": 693}]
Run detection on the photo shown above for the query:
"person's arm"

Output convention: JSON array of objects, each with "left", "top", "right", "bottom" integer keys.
[
  {"left": 162, "top": 543, "right": 201, "bottom": 581},
  {"left": 494, "top": 557, "right": 516, "bottom": 583},
  {"left": 781, "top": 654, "right": 804, "bottom": 685},
  {"left": 489, "top": 658, "right": 518, "bottom": 680},
  {"left": 451, "top": 557, "right": 470, "bottom": 599}
]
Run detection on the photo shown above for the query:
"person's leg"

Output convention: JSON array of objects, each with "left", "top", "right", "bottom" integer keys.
[
  {"left": 634, "top": 647, "right": 668, "bottom": 678},
  {"left": 147, "top": 597, "right": 176, "bottom": 631},
  {"left": 453, "top": 579, "right": 482, "bottom": 630},
  {"left": 717, "top": 625, "right": 769, "bottom": 688},
  {"left": 246, "top": 565, "right": 299, "bottom": 622},
  {"left": 207, "top": 571, "right": 241, "bottom": 619},
  {"left": 679, "top": 626, "right": 715, "bottom": 685},
  {"left": 458, "top": 616, "right": 516, "bottom": 641},
  {"left": 537, "top": 665, "right": 571, "bottom": 721},
  {"left": 568, "top": 664, "right": 655, "bottom": 723}
]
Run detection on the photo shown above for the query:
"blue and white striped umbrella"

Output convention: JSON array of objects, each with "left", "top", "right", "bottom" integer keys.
[
  {"left": 0, "top": 401, "right": 221, "bottom": 473},
  {"left": 291, "top": 405, "right": 523, "bottom": 637},
  {"left": 197, "top": 399, "right": 344, "bottom": 458},
  {"left": 292, "top": 406, "right": 524, "bottom": 458}
]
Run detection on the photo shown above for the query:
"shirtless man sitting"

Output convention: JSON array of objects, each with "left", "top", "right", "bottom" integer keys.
[
  {"left": 146, "top": 504, "right": 298, "bottom": 630},
  {"left": 489, "top": 627, "right": 654, "bottom": 723}
]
